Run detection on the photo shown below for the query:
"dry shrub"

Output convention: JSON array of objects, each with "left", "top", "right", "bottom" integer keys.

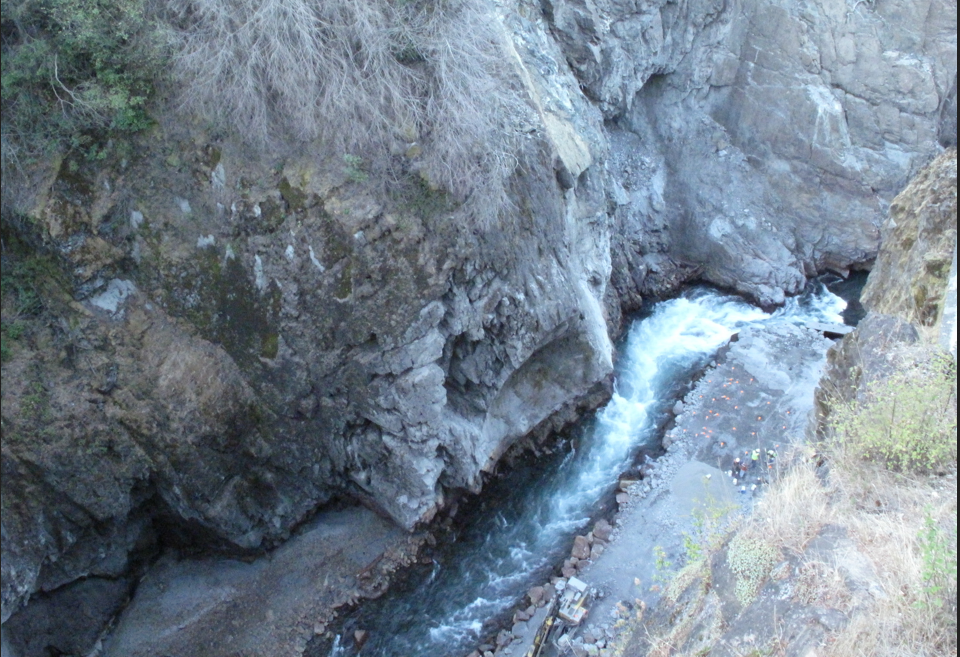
[
  {"left": 792, "top": 559, "right": 852, "bottom": 610},
  {"left": 165, "top": 0, "right": 525, "bottom": 211},
  {"left": 752, "top": 459, "right": 834, "bottom": 554},
  {"left": 825, "top": 455, "right": 957, "bottom": 657}
]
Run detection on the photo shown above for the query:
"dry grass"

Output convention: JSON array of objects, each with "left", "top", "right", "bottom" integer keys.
[
  {"left": 165, "top": 0, "right": 527, "bottom": 213},
  {"left": 818, "top": 339, "right": 957, "bottom": 656},
  {"left": 751, "top": 456, "right": 834, "bottom": 554},
  {"left": 633, "top": 445, "right": 955, "bottom": 656},
  {"left": 823, "top": 456, "right": 957, "bottom": 657},
  {"left": 792, "top": 559, "right": 853, "bottom": 610}
]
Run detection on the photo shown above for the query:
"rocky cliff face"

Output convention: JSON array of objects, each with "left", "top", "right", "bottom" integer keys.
[
  {"left": 813, "top": 149, "right": 957, "bottom": 438},
  {"left": 861, "top": 149, "right": 958, "bottom": 324},
  {"left": 582, "top": 0, "right": 956, "bottom": 306},
  {"left": 1, "top": 0, "right": 956, "bottom": 636}
]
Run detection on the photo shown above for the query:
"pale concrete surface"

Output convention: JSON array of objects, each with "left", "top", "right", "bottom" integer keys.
[
  {"left": 502, "top": 320, "right": 834, "bottom": 657},
  {"left": 102, "top": 508, "right": 411, "bottom": 657}
]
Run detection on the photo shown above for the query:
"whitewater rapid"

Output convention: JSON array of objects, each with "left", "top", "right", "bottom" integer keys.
[{"left": 339, "top": 282, "right": 846, "bottom": 656}]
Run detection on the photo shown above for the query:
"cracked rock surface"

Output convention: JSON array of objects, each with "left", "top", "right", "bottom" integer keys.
[{"left": 1, "top": 0, "right": 955, "bottom": 650}]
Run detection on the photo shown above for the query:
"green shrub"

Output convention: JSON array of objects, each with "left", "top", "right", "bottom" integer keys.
[
  {"left": 653, "top": 544, "right": 673, "bottom": 586},
  {"left": 727, "top": 534, "right": 780, "bottom": 606},
  {"left": 685, "top": 490, "right": 737, "bottom": 562},
  {"left": 342, "top": 154, "right": 369, "bottom": 183},
  {"left": 830, "top": 353, "right": 957, "bottom": 473},
  {"left": 918, "top": 511, "right": 958, "bottom": 622},
  {"left": 1, "top": 0, "right": 168, "bottom": 163}
]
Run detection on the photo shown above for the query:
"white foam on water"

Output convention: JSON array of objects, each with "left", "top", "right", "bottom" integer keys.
[{"left": 358, "top": 284, "right": 847, "bottom": 656}]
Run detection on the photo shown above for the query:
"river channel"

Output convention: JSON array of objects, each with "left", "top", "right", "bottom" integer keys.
[{"left": 319, "top": 279, "right": 855, "bottom": 657}]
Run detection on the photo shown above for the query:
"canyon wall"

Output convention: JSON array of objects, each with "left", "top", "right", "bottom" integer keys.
[{"left": 1, "top": 0, "right": 956, "bottom": 640}]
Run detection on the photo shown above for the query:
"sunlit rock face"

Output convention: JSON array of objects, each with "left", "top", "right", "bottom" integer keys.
[{"left": 860, "top": 149, "right": 957, "bottom": 326}]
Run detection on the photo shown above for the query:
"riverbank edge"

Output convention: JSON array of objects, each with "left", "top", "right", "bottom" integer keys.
[{"left": 471, "top": 316, "right": 843, "bottom": 657}]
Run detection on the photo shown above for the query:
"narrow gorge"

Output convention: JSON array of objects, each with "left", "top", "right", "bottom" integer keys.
[{"left": 0, "top": 0, "right": 956, "bottom": 654}]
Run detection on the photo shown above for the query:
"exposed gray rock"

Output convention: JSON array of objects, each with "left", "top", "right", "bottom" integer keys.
[
  {"left": 99, "top": 508, "right": 408, "bottom": 657},
  {"left": 553, "top": 0, "right": 956, "bottom": 304},
  {"left": 2, "top": 0, "right": 956, "bottom": 644}
]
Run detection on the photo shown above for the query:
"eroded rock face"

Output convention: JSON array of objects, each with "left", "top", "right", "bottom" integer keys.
[
  {"left": 0, "top": 5, "right": 614, "bottom": 625},
  {"left": 861, "top": 149, "right": 958, "bottom": 325},
  {"left": 1, "top": 0, "right": 956, "bottom": 640},
  {"left": 563, "top": 0, "right": 956, "bottom": 305}
]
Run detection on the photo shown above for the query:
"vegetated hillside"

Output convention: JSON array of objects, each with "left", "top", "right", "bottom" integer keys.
[{"left": 614, "top": 151, "right": 958, "bottom": 657}]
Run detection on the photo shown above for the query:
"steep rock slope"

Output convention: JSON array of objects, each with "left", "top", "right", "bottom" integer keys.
[
  {"left": 1, "top": 0, "right": 956, "bottom": 637},
  {"left": 815, "top": 148, "right": 957, "bottom": 435},
  {"left": 861, "top": 149, "right": 958, "bottom": 324},
  {"left": 576, "top": 0, "right": 957, "bottom": 306},
  {"left": 617, "top": 117, "right": 957, "bottom": 657},
  {"left": 0, "top": 3, "right": 615, "bottom": 624}
]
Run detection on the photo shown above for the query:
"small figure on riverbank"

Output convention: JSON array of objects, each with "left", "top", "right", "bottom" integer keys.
[
  {"left": 730, "top": 458, "right": 741, "bottom": 478},
  {"left": 766, "top": 448, "right": 778, "bottom": 470},
  {"left": 751, "top": 448, "right": 761, "bottom": 468}
]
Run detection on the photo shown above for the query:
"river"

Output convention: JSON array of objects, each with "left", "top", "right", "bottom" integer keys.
[{"left": 321, "top": 281, "right": 850, "bottom": 657}]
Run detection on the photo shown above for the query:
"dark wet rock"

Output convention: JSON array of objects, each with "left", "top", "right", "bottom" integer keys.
[{"left": 4, "top": 576, "right": 131, "bottom": 657}]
